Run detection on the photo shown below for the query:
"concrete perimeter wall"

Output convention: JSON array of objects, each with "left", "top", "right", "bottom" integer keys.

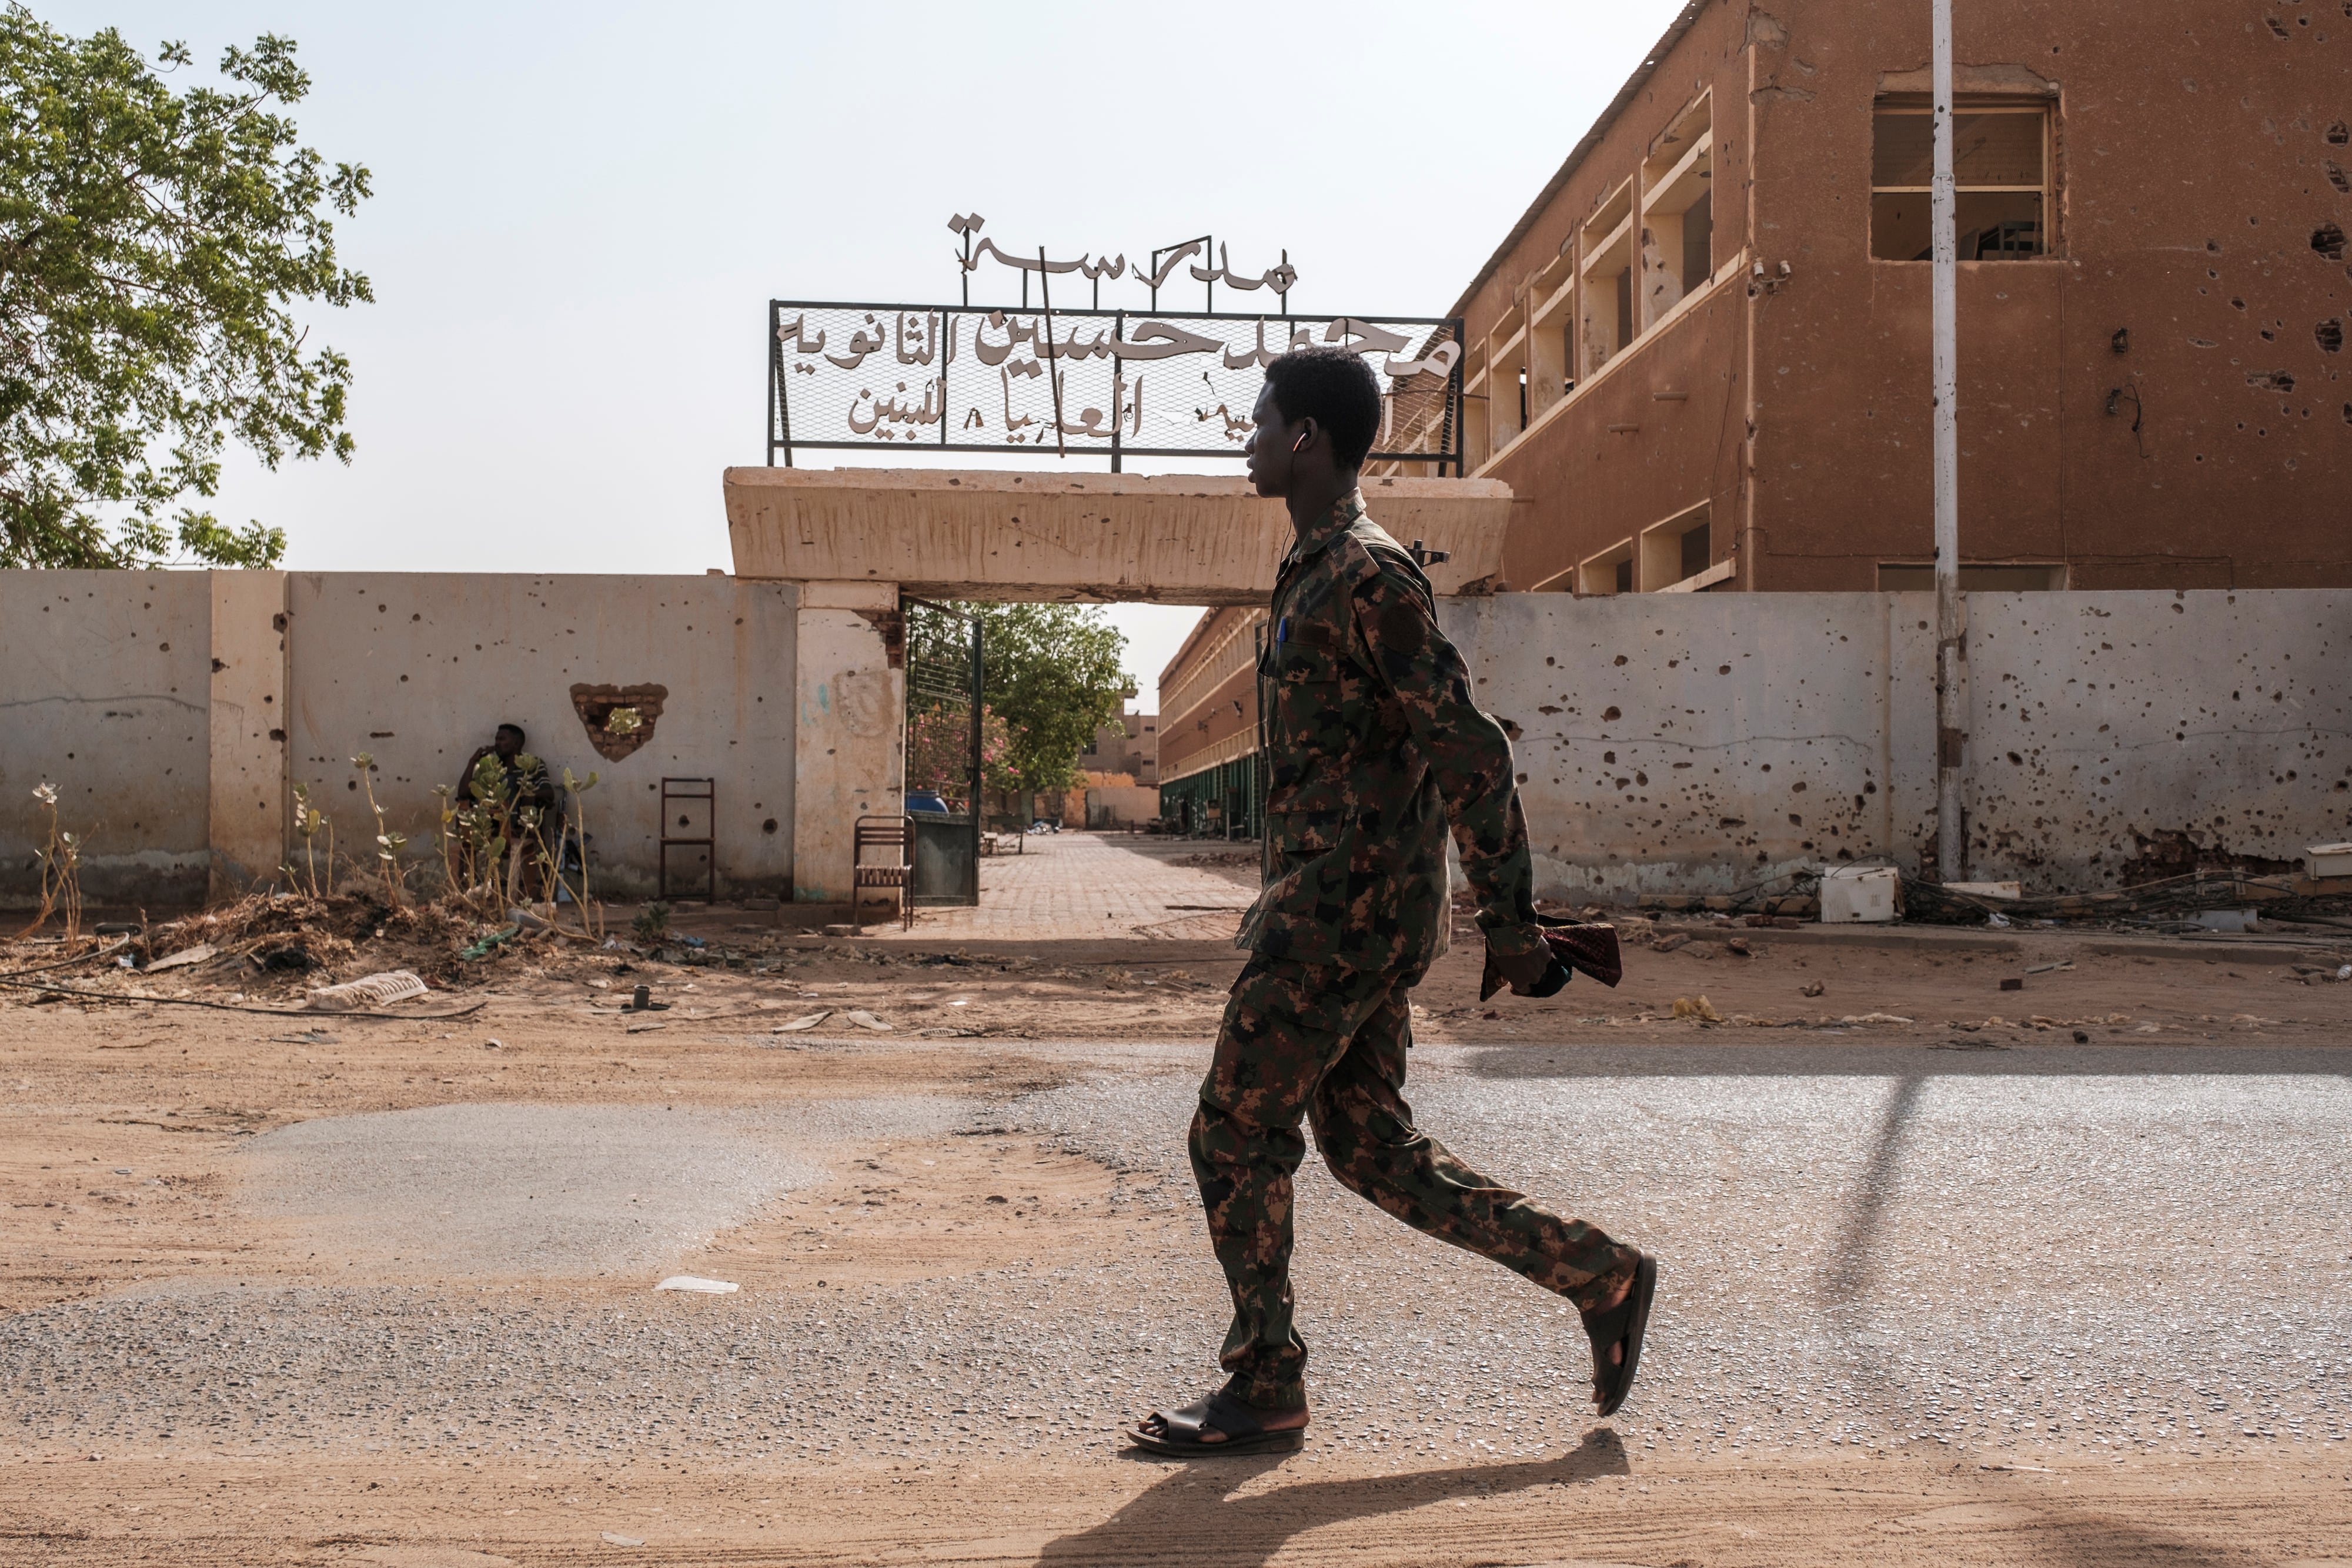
[
  {"left": 286, "top": 574, "right": 797, "bottom": 903},
  {"left": 1439, "top": 590, "right": 2352, "bottom": 899},
  {"left": 12, "top": 573, "right": 2345, "bottom": 910},
  {"left": 0, "top": 572, "right": 216, "bottom": 907},
  {"left": 2, "top": 571, "right": 799, "bottom": 908}
]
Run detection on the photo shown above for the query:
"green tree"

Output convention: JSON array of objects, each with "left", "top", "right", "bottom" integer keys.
[
  {"left": 0, "top": 12, "right": 371, "bottom": 569},
  {"left": 908, "top": 601, "right": 1133, "bottom": 794}
]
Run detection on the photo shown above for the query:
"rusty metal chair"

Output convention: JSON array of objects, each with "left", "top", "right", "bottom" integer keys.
[{"left": 853, "top": 814, "right": 915, "bottom": 930}]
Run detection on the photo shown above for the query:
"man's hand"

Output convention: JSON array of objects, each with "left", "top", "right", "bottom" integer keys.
[{"left": 1483, "top": 942, "right": 1568, "bottom": 1000}]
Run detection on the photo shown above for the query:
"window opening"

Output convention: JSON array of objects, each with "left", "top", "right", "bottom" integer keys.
[
  {"left": 1681, "top": 519, "right": 1711, "bottom": 581},
  {"left": 1872, "top": 100, "right": 2051, "bottom": 261},
  {"left": 1579, "top": 179, "right": 1637, "bottom": 375},
  {"left": 1573, "top": 537, "right": 1636, "bottom": 595},
  {"left": 1641, "top": 95, "right": 1715, "bottom": 325}
]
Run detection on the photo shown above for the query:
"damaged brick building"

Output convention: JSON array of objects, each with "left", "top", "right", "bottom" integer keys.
[{"left": 1434, "top": 0, "right": 2352, "bottom": 594}]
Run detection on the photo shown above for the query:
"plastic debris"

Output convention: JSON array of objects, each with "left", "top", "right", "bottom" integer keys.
[
  {"left": 459, "top": 924, "right": 519, "bottom": 961},
  {"left": 654, "top": 1276, "right": 737, "bottom": 1294},
  {"left": 602, "top": 1532, "right": 646, "bottom": 1546},
  {"left": 506, "top": 905, "right": 554, "bottom": 932},
  {"left": 1839, "top": 1012, "right": 1915, "bottom": 1025},
  {"left": 773, "top": 1010, "right": 831, "bottom": 1032},
  {"left": 1800, "top": 980, "right": 1825, "bottom": 998},
  {"left": 843, "top": 1009, "right": 893, "bottom": 1031},
  {"left": 306, "top": 970, "right": 429, "bottom": 1012},
  {"left": 144, "top": 943, "right": 216, "bottom": 974},
  {"left": 625, "top": 1019, "right": 667, "bottom": 1034},
  {"left": 1671, "top": 996, "right": 1724, "bottom": 1022}
]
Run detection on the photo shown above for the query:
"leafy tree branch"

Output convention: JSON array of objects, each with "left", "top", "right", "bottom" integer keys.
[{"left": 0, "top": 10, "right": 370, "bottom": 568}]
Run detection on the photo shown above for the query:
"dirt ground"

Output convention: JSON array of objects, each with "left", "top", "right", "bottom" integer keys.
[{"left": 4, "top": 867, "right": 2350, "bottom": 1565}]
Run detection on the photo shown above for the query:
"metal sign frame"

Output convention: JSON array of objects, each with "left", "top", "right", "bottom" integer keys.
[{"left": 767, "top": 299, "right": 1466, "bottom": 476}]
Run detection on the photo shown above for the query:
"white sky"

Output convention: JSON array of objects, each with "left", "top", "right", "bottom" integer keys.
[{"left": 56, "top": 1, "right": 1687, "bottom": 709}]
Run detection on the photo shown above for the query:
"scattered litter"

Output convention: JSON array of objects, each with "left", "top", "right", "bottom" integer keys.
[
  {"left": 115, "top": 954, "right": 134, "bottom": 968},
  {"left": 1980, "top": 1462, "right": 2052, "bottom": 1473},
  {"left": 144, "top": 944, "right": 216, "bottom": 974},
  {"left": 268, "top": 1031, "right": 339, "bottom": 1045},
  {"left": 653, "top": 1275, "right": 738, "bottom": 1294},
  {"left": 2072, "top": 1029, "right": 2090, "bottom": 1043},
  {"left": 625, "top": 1019, "right": 667, "bottom": 1034},
  {"left": 1799, "top": 980, "right": 1825, "bottom": 998},
  {"left": 2134, "top": 1022, "right": 2164, "bottom": 1034},
  {"left": 1726, "top": 937, "right": 1752, "bottom": 957},
  {"left": 1999, "top": 977, "right": 2024, "bottom": 992},
  {"left": 1649, "top": 932, "right": 1690, "bottom": 954},
  {"left": 823, "top": 923, "right": 859, "bottom": 937},
  {"left": 1839, "top": 1012, "right": 1915, "bottom": 1025},
  {"left": 600, "top": 937, "right": 642, "bottom": 954},
  {"left": 1946, "top": 881, "right": 2022, "bottom": 901},
  {"left": 773, "top": 1011, "right": 831, "bottom": 1032},
  {"left": 459, "top": 924, "right": 519, "bottom": 961},
  {"left": 621, "top": 984, "right": 669, "bottom": 1013},
  {"left": 506, "top": 905, "right": 554, "bottom": 933},
  {"left": 1986, "top": 912, "right": 2013, "bottom": 928},
  {"left": 843, "top": 1009, "right": 893, "bottom": 1031},
  {"left": 2340, "top": 965, "right": 2351, "bottom": 982},
  {"left": 2190, "top": 909, "right": 2260, "bottom": 934},
  {"left": 1671, "top": 996, "right": 1724, "bottom": 1022},
  {"left": 600, "top": 1532, "right": 646, "bottom": 1547},
  {"left": 2023, "top": 960, "right": 2076, "bottom": 975},
  {"left": 306, "top": 969, "right": 428, "bottom": 1012}
]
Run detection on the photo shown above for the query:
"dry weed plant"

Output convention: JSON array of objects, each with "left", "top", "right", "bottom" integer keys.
[
  {"left": 285, "top": 781, "right": 335, "bottom": 898},
  {"left": 16, "top": 783, "right": 85, "bottom": 945},
  {"left": 349, "top": 754, "right": 410, "bottom": 910},
  {"left": 557, "top": 765, "right": 603, "bottom": 937}
]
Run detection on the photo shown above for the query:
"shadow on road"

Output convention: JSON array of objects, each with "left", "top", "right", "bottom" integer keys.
[
  {"left": 1823, "top": 1072, "right": 1925, "bottom": 1306},
  {"left": 1030, "top": 1426, "right": 1631, "bottom": 1567}
]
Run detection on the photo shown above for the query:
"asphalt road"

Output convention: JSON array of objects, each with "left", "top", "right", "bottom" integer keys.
[{"left": 5, "top": 1042, "right": 2346, "bottom": 1470}]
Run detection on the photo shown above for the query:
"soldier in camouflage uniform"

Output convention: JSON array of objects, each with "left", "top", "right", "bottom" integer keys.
[{"left": 1132, "top": 346, "right": 1658, "bottom": 1457}]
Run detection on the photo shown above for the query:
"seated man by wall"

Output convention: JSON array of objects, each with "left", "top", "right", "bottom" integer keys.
[{"left": 455, "top": 723, "right": 564, "bottom": 894}]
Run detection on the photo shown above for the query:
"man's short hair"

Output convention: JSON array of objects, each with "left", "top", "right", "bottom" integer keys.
[
  {"left": 497, "top": 723, "right": 526, "bottom": 743},
  {"left": 1264, "top": 346, "right": 1382, "bottom": 470}
]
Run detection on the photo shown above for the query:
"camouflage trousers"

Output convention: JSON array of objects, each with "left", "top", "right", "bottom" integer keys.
[{"left": 1188, "top": 954, "right": 1638, "bottom": 1412}]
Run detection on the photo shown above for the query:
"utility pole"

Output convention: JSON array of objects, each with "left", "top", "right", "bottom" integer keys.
[{"left": 1931, "top": 0, "right": 1964, "bottom": 884}]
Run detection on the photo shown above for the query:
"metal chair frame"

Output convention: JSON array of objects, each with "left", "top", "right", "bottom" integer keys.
[{"left": 853, "top": 814, "right": 915, "bottom": 930}]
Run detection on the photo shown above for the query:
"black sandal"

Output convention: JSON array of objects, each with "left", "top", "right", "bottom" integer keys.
[
  {"left": 1581, "top": 1252, "right": 1659, "bottom": 1419},
  {"left": 1129, "top": 1390, "right": 1308, "bottom": 1456}
]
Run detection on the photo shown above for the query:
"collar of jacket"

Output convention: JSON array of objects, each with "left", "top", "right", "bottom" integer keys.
[{"left": 1281, "top": 489, "right": 1369, "bottom": 571}]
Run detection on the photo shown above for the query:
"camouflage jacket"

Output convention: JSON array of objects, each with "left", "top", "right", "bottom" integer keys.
[{"left": 1237, "top": 492, "right": 1548, "bottom": 975}]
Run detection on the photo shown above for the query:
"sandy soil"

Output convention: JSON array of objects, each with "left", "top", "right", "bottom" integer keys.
[{"left": 5, "top": 895, "right": 2350, "bottom": 1565}]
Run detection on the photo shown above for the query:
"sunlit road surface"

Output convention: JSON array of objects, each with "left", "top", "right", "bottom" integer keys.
[{"left": 4, "top": 1040, "right": 2342, "bottom": 1475}]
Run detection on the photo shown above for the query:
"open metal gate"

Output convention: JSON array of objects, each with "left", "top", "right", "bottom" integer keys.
[{"left": 902, "top": 599, "right": 983, "bottom": 906}]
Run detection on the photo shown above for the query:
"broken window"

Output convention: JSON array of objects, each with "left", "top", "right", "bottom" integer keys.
[{"left": 1871, "top": 100, "right": 2051, "bottom": 261}]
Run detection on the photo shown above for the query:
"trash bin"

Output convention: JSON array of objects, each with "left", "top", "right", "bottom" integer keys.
[{"left": 910, "top": 811, "right": 977, "bottom": 906}]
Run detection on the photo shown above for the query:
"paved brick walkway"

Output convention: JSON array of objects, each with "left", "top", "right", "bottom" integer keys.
[{"left": 874, "top": 832, "right": 1258, "bottom": 942}]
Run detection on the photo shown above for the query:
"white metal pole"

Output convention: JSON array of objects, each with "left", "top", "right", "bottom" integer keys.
[{"left": 1931, "top": 0, "right": 1963, "bottom": 884}]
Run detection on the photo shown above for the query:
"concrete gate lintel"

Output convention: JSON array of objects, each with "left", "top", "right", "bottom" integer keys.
[{"left": 723, "top": 467, "right": 1515, "bottom": 604}]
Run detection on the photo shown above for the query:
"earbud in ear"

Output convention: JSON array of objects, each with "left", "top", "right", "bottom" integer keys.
[{"left": 1291, "top": 432, "right": 1308, "bottom": 453}]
